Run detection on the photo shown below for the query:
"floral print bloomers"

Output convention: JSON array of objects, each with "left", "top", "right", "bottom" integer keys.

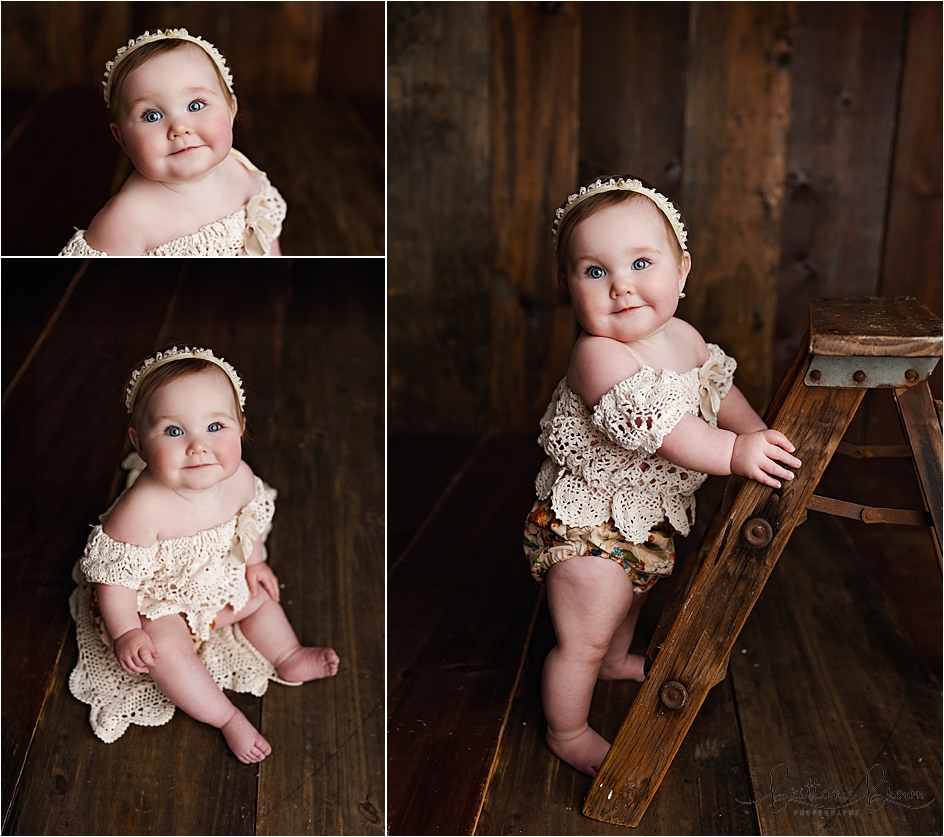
[{"left": 524, "top": 501, "right": 676, "bottom": 594}]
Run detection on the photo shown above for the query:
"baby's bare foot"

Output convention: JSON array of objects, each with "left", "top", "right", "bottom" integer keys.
[
  {"left": 277, "top": 646, "right": 340, "bottom": 682},
  {"left": 598, "top": 652, "right": 646, "bottom": 682},
  {"left": 221, "top": 708, "right": 271, "bottom": 764},
  {"left": 547, "top": 725, "right": 611, "bottom": 777}
]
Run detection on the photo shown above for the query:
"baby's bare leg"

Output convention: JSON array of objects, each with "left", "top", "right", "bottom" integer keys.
[
  {"left": 141, "top": 614, "right": 271, "bottom": 764},
  {"left": 598, "top": 589, "right": 649, "bottom": 681},
  {"left": 220, "top": 591, "right": 339, "bottom": 682},
  {"left": 543, "top": 555, "right": 635, "bottom": 776}
]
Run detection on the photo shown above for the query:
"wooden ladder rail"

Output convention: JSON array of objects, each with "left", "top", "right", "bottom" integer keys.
[{"left": 582, "top": 297, "right": 942, "bottom": 827}]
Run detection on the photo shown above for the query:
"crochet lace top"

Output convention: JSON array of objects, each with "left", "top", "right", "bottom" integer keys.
[
  {"left": 80, "top": 474, "right": 277, "bottom": 641},
  {"left": 534, "top": 343, "right": 736, "bottom": 543},
  {"left": 58, "top": 149, "right": 286, "bottom": 257}
]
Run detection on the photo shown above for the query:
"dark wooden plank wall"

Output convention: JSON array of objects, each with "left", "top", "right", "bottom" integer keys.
[
  {"left": 2, "top": 262, "right": 384, "bottom": 835},
  {"left": 387, "top": 1, "right": 943, "bottom": 435}
]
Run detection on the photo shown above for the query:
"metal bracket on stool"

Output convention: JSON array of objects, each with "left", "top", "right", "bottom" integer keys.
[{"left": 805, "top": 356, "right": 939, "bottom": 389}]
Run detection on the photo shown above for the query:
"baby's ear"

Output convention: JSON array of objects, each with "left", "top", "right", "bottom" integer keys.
[
  {"left": 110, "top": 123, "right": 126, "bottom": 153},
  {"left": 229, "top": 95, "right": 238, "bottom": 122},
  {"left": 128, "top": 426, "right": 144, "bottom": 459}
]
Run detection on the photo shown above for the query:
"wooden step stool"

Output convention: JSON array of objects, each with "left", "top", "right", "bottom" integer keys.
[{"left": 583, "top": 297, "right": 942, "bottom": 827}]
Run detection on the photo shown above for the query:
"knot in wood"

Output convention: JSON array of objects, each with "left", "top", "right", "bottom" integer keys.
[
  {"left": 659, "top": 680, "right": 688, "bottom": 710},
  {"left": 741, "top": 517, "right": 773, "bottom": 548}
]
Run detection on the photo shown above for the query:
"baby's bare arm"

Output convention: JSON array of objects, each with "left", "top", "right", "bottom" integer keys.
[
  {"left": 716, "top": 385, "right": 767, "bottom": 434},
  {"left": 658, "top": 414, "right": 801, "bottom": 489},
  {"left": 95, "top": 583, "right": 159, "bottom": 674},
  {"left": 245, "top": 537, "right": 280, "bottom": 602}
]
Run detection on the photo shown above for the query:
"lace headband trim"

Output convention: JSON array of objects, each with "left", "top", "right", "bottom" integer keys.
[
  {"left": 552, "top": 177, "right": 688, "bottom": 253},
  {"left": 103, "top": 28, "right": 234, "bottom": 107},
  {"left": 126, "top": 347, "right": 245, "bottom": 414}
]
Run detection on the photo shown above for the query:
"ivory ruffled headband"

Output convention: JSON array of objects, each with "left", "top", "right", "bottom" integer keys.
[
  {"left": 125, "top": 347, "right": 245, "bottom": 414},
  {"left": 552, "top": 177, "right": 688, "bottom": 253},
  {"left": 103, "top": 28, "right": 234, "bottom": 107}
]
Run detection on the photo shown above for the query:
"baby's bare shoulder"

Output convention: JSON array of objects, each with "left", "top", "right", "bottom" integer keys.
[
  {"left": 84, "top": 179, "right": 159, "bottom": 256},
  {"left": 568, "top": 335, "right": 642, "bottom": 408},
  {"left": 101, "top": 475, "right": 166, "bottom": 547},
  {"left": 668, "top": 318, "right": 710, "bottom": 362}
]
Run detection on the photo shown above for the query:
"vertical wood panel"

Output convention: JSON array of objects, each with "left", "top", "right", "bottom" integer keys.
[
  {"left": 579, "top": 3, "right": 689, "bottom": 200},
  {"left": 774, "top": 2, "right": 906, "bottom": 379},
  {"left": 488, "top": 3, "right": 580, "bottom": 433},
  {"left": 682, "top": 2, "right": 797, "bottom": 410},
  {"left": 880, "top": 2, "right": 942, "bottom": 313},
  {"left": 387, "top": 2, "right": 491, "bottom": 434}
]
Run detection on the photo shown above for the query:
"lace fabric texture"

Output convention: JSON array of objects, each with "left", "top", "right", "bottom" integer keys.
[
  {"left": 535, "top": 343, "right": 736, "bottom": 544},
  {"left": 68, "top": 469, "right": 294, "bottom": 743},
  {"left": 57, "top": 150, "right": 286, "bottom": 257}
]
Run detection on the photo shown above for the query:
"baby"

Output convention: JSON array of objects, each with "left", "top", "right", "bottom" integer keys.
[
  {"left": 523, "top": 177, "right": 801, "bottom": 776},
  {"left": 68, "top": 347, "right": 338, "bottom": 763},
  {"left": 58, "top": 29, "right": 285, "bottom": 256}
]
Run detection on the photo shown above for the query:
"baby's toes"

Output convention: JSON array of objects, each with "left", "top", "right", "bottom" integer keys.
[{"left": 323, "top": 648, "right": 340, "bottom": 676}]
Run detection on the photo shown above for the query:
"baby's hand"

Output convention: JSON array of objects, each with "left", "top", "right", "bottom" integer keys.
[
  {"left": 731, "top": 429, "right": 802, "bottom": 489},
  {"left": 113, "top": 628, "right": 159, "bottom": 675},
  {"left": 247, "top": 561, "right": 280, "bottom": 603}
]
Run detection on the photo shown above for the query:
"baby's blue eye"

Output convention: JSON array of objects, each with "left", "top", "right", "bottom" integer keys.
[
  {"left": 207, "top": 422, "right": 222, "bottom": 432},
  {"left": 165, "top": 426, "right": 183, "bottom": 437},
  {"left": 144, "top": 111, "right": 161, "bottom": 123},
  {"left": 632, "top": 258, "right": 650, "bottom": 270},
  {"left": 588, "top": 266, "right": 606, "bottom": 279},
  {"left": 188, "top": 100, "right": 205, "bottom": 112}
]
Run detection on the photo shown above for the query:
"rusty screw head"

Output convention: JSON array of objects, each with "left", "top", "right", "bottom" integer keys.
[
  {"left": 905, "top": 369, "right": 919, "bottom": 383},
  {"left": 809, "top": 369, "right": 822, "bottom": 382},
  {"left": 853, "top": 370, "right": 866, "bottom": 383},
  {"left": 659, "top": 680, "right": 688, "bottom": 710},
  {"left": 741, "top": 517, "right": 774, "bottom": 548}
]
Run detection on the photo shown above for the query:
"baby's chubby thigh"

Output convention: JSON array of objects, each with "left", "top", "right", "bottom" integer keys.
[
  {"left": 545, "top": 554, "right": 636, "bottom": 659},
  {"left": 213, "top": 585, "right": 273, "bottom": 629}
]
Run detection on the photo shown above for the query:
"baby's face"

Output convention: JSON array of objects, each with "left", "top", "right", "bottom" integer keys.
[
  {"left": 131, "top": 369, "right": 243, "bottom": 494},
  {"left": 111, "top": 45, "right": 236, "bottom": 184},
  {"left": 564, "top": 199, "right": 691, "bottom": 344}
]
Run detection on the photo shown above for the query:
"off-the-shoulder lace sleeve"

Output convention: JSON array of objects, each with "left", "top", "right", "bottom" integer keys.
[
  {"left": 80, "top": 526, "right": 155, "bottom": 588},
  {"left": 59, "top": 230, "right": 106, "bottom": 257},
  {"left": 592, "top": 367, "right": 692, "bottom": 455}
]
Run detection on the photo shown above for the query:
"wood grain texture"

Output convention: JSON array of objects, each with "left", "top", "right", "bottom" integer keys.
[
  {"left": 387, "top": 436, "right": 545, "bottom": 836},
  {"left": 732, "top": 509, "right": 942, "bottom": 836},
  {"left": 584, "top": 357, "right": 864, "bottom": 826},
  {"left": 3, "top": 262, "right": 384, "bottom": 836},
  {"left": 387, "top": 1, "right": 492, "bottom": 434},
  {"left": 774, "top": 2, "right": 907, "bottom": 377},
  {"left": 489, "top": 2, "right": 580, "bottom": 432},
  {"left": 579, "top": 3, "right": 688, "bottom": 198},
  {"left": 879, "top": 2, "right": 943, "bottom": 315},
  {"left": 808, "top": 297, "right": 943, "bottom": 357},
  {"left": 680, "top": 1, "right": 796, "bottom": 412}
]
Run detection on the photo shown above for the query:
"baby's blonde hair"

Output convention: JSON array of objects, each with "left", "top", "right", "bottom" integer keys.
[
  {"left": 108, "top": 39, "right": 235, "bottom": 120},
  {"left": 129, "top": 359, "right": 246, "bottom": 434},
  {"left": 556, "top": 188, "right": 687, "bottom": 290}
]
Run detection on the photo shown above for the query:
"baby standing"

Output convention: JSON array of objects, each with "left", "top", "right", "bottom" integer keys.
[
  {"left": 523, "top": 177, "right": 802, "bottom": 776},
  {"left": 59, "top": 29, "right": 285, "bottom": 256},
  {"left": 69, "top": 347, "right": 339, "bottom": 763}
]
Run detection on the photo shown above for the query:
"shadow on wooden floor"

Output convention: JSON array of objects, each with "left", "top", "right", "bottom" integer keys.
[
  {"left": 388, "top": 434, "right": 942, "bottom": 836},
  {"left": 2, "top": 261, "right": 385, "bottom": 836},
  {"left": 1, "top": 88, "right": 384, "bottom": 256}
]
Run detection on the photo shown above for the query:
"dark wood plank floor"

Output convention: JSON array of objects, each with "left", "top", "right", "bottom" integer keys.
[
  {"left": 2, "top": 261, "right": 385, "bottom": 835},
  {"left": 2, "top": 88, "right": 384, "bottom": 256},
  {"left": 388, "top": 434, "right": 942, "bottom": 835}
]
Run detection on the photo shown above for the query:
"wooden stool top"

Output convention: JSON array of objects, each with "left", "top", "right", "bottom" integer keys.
[{"left": 809, "top": 297, "right": 943, "bottom": 357}]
